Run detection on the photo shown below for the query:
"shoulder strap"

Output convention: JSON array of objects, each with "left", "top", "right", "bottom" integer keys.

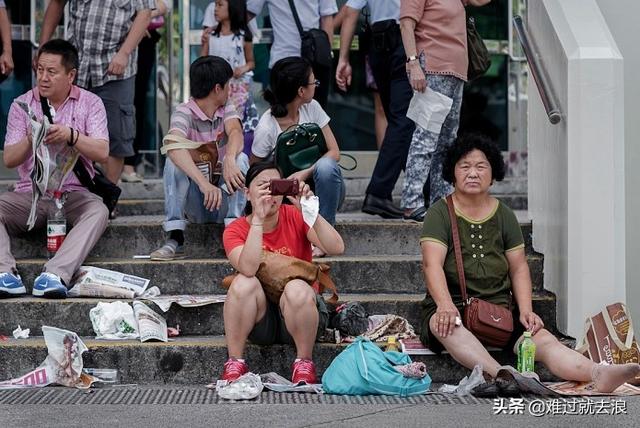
[
  {"left": 160, "top": 134, "right": 207, "bottom": 154},
  {"left": 316, "top": 263, "right": 338, "bottom": 304},
  {"left": 39, "top": 95, "right": 54, "bottom": 124},
  {"left": 287, "top": 0, "right": 305, "bottom": 37},
  {"left": 446, "top": 195, "right": 468, "bottom": 302}
]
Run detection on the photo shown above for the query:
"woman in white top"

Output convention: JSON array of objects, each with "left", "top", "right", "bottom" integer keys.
[
  {"left": 251, "top": 57, "right": 345, "bottom": 245},
  {"left": 201, "top": 0, "right": 259, "bottom": 151}
]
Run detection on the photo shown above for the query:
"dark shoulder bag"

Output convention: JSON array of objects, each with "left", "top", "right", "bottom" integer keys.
[
  {"left": 273, "top": 123, "right": 357, "bottom": 179},
  {"left": 446, "top": 195, "right": 513, "bottom": 348},
  {"left": 466, "top": 14, "right": 491, "bottom": 81},
  {"left": 40, "top": 96, "right": 121, "bottom": 216},
  {"left": 274, "top": 123, "right": 327, "bottom": 179},
  {"left": 287, "top": 0, "right": 333, "bottom": 68}
]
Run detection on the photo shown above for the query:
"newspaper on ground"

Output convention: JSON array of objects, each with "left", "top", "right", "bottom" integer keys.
[
  {"left": 89, "top": 301, "right": 139, "bottom": 340},
  {"left": 16, "top": 101, "right": 78, "bottom": 230},
  {"left": 406, "top": 87, "right": 453, "bottom": 134},
  {"left": 69, "top": 266, "right": 150, "bottom": 298},
  {"left": 141, "top": 294, "right": 227, "bottom": 312},
  {"left": 0, "top": 326, "right": 97, "bottom": 390},
  {"left": 132, "top": 301, "right": 168, "bottom": 342},
  {"left": 260, "top": 372, "right": 323, "bottom": 394}
]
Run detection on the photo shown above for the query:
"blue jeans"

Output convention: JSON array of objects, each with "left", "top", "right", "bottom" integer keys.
[
  {"left": 163, "top": 153, "right": 249, "bottom": 231},
  {"left": 314, "top": 157, "right": 345, "bottom": 226}
]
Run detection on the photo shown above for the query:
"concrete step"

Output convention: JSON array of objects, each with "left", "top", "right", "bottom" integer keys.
[
  {"left": 0, "top": 330, "right": 565, "bottom": 385},
  {"left": 0, "top": 291, "right": 558, "bottom": 338},
  {"left": 11, "top": 214, "right": 534, "bottom": 259},
  {"left": 14, "top": 254, "right": 544, "bottom": 295},
  {"left": 117, "top": 194, "right": 528, "bottom": 216}
]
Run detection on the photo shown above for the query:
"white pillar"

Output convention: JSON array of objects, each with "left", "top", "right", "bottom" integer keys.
[{"left": 528, "top": 0, "right": 625, "bottom": 337}]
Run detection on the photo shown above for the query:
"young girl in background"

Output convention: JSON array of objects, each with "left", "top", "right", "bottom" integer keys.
[{"left": 201, "top": 0, "right": 259, "bottom": 155}]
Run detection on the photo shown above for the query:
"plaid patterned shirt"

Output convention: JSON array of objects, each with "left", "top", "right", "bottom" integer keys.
[{"left": 67, "top": 0, "right": 155, "bottom": 88}]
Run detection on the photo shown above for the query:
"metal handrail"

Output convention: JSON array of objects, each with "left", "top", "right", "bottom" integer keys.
[{"left": 513, "top": 15, "right": 562, "bottom": 124}]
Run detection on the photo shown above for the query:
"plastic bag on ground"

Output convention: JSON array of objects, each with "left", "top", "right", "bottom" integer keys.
[
  {"left": 89, "top": 301, "right": 139, "bottom": 340},
  {"left": 216, "top": 373, "right": 263, "bottom": 400},
  {"left": 438, "top": 364, "right": 486, "bottom": 396}
]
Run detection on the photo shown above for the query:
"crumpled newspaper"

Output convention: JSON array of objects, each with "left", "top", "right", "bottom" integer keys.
[{"left": 0, "top": 326, "right": 94, "bottom": 390}]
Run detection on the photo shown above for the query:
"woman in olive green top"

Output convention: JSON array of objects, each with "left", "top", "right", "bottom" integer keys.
[{"left": 420, "top": 134, "right": 640, "bottom": 392}]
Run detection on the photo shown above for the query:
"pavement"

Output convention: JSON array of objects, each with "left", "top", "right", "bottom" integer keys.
[{"left": 0, "top": 386, "right": 638, "bottom": 428}]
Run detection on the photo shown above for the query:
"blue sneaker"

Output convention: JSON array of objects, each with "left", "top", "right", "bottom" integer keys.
[
  {"left": 0, "top": 272, "right": 26, "bottom": 298},
  {"left": 32, "top": 272, "right": 67, "bottom": 298}
]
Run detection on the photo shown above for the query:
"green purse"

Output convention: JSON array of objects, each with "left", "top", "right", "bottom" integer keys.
[{"left": 274, "top": 123, "right": 328, "bottom": 178}]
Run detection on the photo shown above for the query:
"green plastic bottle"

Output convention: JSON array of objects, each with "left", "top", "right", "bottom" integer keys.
[{"left": 517, "top": 331, "right": 536, "bottom": 373}]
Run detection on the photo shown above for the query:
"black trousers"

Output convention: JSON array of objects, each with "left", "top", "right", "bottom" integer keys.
[
  {"left": 365, "top": 40, "right": 415, "bottom": 200},
  {"left": 125, "top": 32, "right": 159, "bottom": 167},
  {"left": 311, "top": 62, "right": 331, "bottom": 108}
]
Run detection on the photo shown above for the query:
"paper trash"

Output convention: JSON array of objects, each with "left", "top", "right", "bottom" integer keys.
[
  {"left": 142, "top": 294, "right": 226, "bottom": 312},
  {"left": 12, "top": 325, "right": 30, "bottom": 339},
  {"left": 69, "top": 266, "right": 150, "bottom": 298},
  {"left": 133, "top": 301, "right": 168, "bottom": 342},
  {"left": 0, "top": 326, "right": 96, "bottom": 390},
  {"left": 406, "top": 87, "right": 453, "bottom": 134}
]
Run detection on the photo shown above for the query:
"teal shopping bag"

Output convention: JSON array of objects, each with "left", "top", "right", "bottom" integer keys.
[{"left": 322, "top": 337, "right": 432, "bottom": 396}]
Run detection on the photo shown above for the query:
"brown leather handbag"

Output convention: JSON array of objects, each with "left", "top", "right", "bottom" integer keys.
[
  {"left": 222, "top": 251, "right": 339, "bottom": 305},
  {"left": 446, "top": 195, "right": 514, "bottom": 348}
]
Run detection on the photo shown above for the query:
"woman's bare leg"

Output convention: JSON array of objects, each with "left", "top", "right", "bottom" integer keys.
[
  {"left": 223, "top": 274, "right": 267, "bottom": 359},
  {"left": 429, "top": 315, "right": 502, "bottom": 377},
  {"left": 280, "top": 280, "right": 318, "bottom": 360},
  {"left": 532, "top": 329, "right": 640, "bottom": 392}
]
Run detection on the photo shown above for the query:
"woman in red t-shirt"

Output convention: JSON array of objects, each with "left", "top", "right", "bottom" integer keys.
[{"left": 221, "top": 161, "right": 344, "bottom": 384}]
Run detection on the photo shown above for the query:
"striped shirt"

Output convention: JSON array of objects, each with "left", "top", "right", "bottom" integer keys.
[
  {"left": 4, "top": 86, "right": 109, "bottom": 194},
  {"left": 67, "top": 0, "right": 155, "bottom": 88},
  {"left": 168, "top": 98, "right": 241, "bottom": 159}
]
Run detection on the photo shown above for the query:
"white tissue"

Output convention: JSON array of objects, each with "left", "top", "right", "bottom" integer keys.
[
  {"left": 406, "top": 87, "right": 453, "bottom": 134},
  {"left": 300, "top": 195, "right": 320, "bottom": 227},
  {"left": 13, "top": 325, "right": 30, "bottom": 339}
]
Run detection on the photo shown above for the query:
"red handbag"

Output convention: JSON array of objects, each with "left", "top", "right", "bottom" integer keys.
[{"left": 446, "top": 195, "right": 514, "bottom": 348}]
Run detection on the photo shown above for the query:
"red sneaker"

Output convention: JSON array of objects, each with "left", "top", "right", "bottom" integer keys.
[
  {"left": 291, "top": 359, "right": 318, "bottom": 384},
  {"left": 221, "top": 358, "right": 249, "bottom": 382}
]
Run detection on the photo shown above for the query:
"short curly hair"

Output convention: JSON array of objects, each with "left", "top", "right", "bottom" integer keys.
[{"left": 442, "top": 133, "right": 506, "bottom": 185}]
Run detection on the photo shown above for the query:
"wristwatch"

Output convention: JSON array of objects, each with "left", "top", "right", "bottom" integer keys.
[{"left": 406, "top": 55, "right": 418, "bottom": 63}]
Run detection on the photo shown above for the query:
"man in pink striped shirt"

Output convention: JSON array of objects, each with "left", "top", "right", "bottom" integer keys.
[
  {"left": 0, "top": 40, "right": 110, "bottom": 298},
  {"left": 150, "top": 56, "right": 248, "bottom": 261}
]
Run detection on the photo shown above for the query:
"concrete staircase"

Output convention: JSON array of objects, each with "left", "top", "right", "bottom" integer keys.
[{"left": 0, "top": 178, "right": 554, "bottom": 385}]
